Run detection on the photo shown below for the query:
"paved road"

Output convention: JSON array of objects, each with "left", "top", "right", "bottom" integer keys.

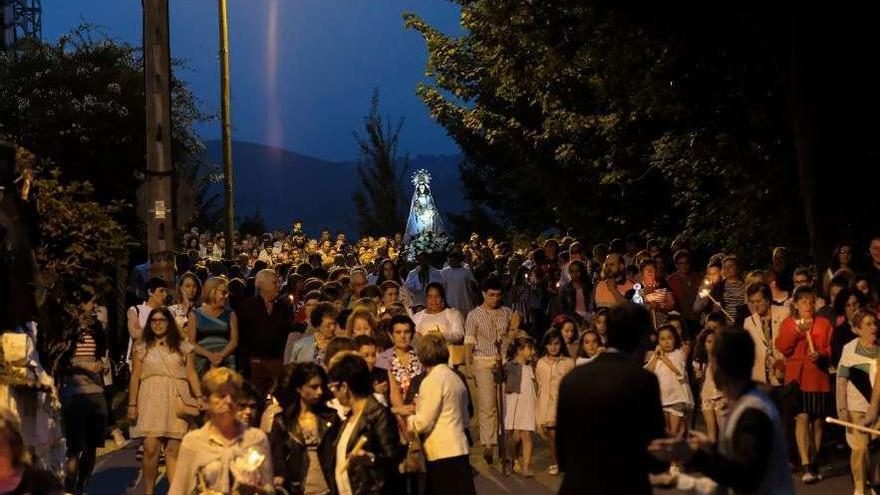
[{"left": 87, "top": 436, "right": 853, "bottom": 494}]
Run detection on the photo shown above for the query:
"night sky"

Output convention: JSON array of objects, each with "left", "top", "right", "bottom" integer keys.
[{"left": 43, "top": 0, "right": 463, "bottom": 161}]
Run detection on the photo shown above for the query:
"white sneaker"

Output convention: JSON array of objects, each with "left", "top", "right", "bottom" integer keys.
[{"left": 801, "top": 471, "right": 818, "bottom": 484}]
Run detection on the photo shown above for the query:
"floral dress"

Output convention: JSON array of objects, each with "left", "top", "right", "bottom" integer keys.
[{"left": 390, "top": 348, "right": 423, "bottom": 401}]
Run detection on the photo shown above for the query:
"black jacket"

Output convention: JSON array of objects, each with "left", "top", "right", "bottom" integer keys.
[
  {"left": 319, "top": 395, "right": 403, "bottom": 495},
  {"left": 270, "top": 406, "right": 339, "bottom": 495},
  {"left": 556, "top": 352, "right": 667, "bottom": 495}
]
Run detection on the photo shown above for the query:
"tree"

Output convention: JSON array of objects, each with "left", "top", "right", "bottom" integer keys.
[
  {"left": 0, "top": 25, "right": 211, "bottom": 234},
  {"left": 238, "top": 209, "right": 267, "bottom": 238},
  {"left": 405, "top": 3, "right": 879, "bottom": 265},
  {"left": 352, "top": 89, "right": 409, "bottom": 237}
]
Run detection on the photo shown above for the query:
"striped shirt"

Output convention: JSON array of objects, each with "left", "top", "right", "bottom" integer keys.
[
  {"left": 465, "top": 305, "right": 513, "bottom": 359},
  {"left": 723, "top": 279, "right": 745, "bottom": 324},
  {"left": 74, "top": 332, "right": 97, "bottom": 359}
]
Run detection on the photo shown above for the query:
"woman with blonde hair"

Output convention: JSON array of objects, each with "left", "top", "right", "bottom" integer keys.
[
  {"left": 346, "top": 310, "right": 377, "bottom": 338},
  {"left": 169, "top": 368, "right": 273, "bottom": 495},
  {"left": 186, "top": 277, "right": 238, "bottom": 374}
]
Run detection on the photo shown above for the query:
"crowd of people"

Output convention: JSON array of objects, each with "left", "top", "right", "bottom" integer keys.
[{"left": 9, "top": 223, "right": 880, "bottom": 495}]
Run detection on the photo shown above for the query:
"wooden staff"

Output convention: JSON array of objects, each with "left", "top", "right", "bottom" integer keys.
[{"left": 825, "top": 417, "right": 880, "bottom": 436}]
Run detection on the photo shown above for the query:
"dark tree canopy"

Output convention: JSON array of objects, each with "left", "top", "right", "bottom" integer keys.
[
  {"left": 405, "top": 2, "right": 880, "bottom": 266},
  {"left": 352, "top": 89, "right": 409, "bottom": 237},
  {"left": 0, "top": 25, "right": 211, "bottom": 233}
]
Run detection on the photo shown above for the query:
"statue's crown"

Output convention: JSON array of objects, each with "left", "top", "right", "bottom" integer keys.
[{"left": 412, "top": 169, "right": 431, "bottom": 188}]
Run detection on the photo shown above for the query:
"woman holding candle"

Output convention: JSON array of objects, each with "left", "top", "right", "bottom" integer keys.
[
  {"left": 775, "top": 286, "right": 833, "bottom": 484},
  {"left": 169, "top": 367, "right": 273, "bottom": 495}
]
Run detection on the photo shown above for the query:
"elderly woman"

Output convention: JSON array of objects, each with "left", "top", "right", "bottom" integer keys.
[
  {"left": 382, "top": 316, "right": 424, "bottom": 413},
  {"left": 402, "top": 334, "right": 475, "bottom": 495},
  {"left": 169, "top": 368, "right": 273, "bottom": 495},
  {"left": 187, "top": 277, "right": 238, "bottom": 374}
]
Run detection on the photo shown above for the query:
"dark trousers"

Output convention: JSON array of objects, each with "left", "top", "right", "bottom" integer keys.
[
  {"left": 426, "top": 455, "right": 476, "bottom": 495},
  {"left": 249, "top": 357, "right": 284, "bottom": 397}
]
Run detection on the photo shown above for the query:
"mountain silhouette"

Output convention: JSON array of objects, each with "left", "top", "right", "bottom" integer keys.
[{"left": 203, "top": 140, "right": 465, "bottom": 235}]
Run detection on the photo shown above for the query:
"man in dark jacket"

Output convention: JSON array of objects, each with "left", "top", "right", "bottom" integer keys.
[
  {"left": 556, "top": 303, "right": 666, "bottom": 495},
  {"left": 237, "top": 269, "right": 294, "bottom": 395}
]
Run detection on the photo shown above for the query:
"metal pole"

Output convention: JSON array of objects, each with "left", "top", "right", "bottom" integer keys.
[
  {"left": 143, "top": 0, "right": 175, "bottom": 284},
  {"left": 218, "top": 0, "right": 234, "bottom": 260}
]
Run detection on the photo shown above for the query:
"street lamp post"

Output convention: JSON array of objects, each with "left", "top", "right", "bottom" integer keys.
[{"left": 218, "top": 0, "right": 234, "bottom": 259}]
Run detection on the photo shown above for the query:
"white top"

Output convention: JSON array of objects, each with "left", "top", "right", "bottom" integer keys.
[
  {"left": 407, "top": 364, "right": 471, "bottom": 461},
  {"left": 743, "top": 308, "right": 789, "bottom": 385},
  {"left": 839, "top": 339, "right": 879, "bottom": 413},
  {"left": 412, "top": 308, "right": 465, "bottom": 344},
  {"left": 335, "top": 419, "right": 357, "bottom": 495},
  {"left": 440, "top": 266, "right": 477, "bottom": 315},
  {"left": 649, "top": 349, "right": 694, "bottom": 408}
]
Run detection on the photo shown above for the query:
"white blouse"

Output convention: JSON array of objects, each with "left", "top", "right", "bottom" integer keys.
[{"left": 412, "top": 308, "right": 465, "bottom": 344}]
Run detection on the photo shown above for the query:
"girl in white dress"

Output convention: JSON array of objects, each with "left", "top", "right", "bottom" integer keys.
[
  {"left": 645, "top": 324, "right": 694, "bottom": 437},
  {"left": 503, "top": 336, "right": 537, "bottom": 477},
  {"left": 535, "top": 329, "right": 574, "bottom": 475}
]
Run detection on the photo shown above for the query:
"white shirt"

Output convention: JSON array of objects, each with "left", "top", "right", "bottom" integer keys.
[
  {"left": 412, "top": 308, "right": 465, "bottom": 344},
  {"left": 406, "top": 364, "right": 470, "bottom": 461},
  {"left": 335, "top": 419, "right": 357, "bottom": 495},
  {"left": 839, "top": 339, "right": 879, "bottom": 413},
  {"left": 743, "top": 307, "right": 789, "bottom": 385},
  {"left": 649, "top": 349, "right": 693, "bottom": 407}
]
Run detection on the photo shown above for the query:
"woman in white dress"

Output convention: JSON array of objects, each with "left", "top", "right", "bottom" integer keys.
[{"left": 128, "top": 307, "right": 203, "bottom": 494}]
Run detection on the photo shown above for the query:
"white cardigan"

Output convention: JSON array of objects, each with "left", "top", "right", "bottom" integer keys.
[{"left": 406, "top": 364, "right": 470, "bottom": 461}]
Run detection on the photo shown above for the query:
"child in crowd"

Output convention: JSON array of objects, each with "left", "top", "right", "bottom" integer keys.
[
  {"left": 535, "top": 329, "right": 574, "bottom": 475},
  {"left": 645, "top": 324, "right": 694, "bottom": 438},
  {"left": 591, "top": 308, "right": 609, "bottom": 346},
  {"left": 553, "top": 315, "right": 580, "bottom": 358},
  {"left": 692, "top": 329, "right": 726, "bottom": 442},
  {"left": 576, "top": 330, "right": 603, "bottom": 365},
  {"left": 504, "top": 336, "right": 537, "bottom": 477}
]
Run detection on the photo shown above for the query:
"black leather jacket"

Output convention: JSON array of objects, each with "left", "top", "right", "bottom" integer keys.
[
  {"left": 270, "top": 406, "right": 339, "bottom": 495},
  {"left": 319, "top": 395, "right": 403, "bottom": 495}
]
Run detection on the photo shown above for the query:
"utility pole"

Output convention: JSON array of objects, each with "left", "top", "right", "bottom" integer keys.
[
  {"left": 218, "top": 0, "right": 235, "bottom": 259},
  {"left": 143, "top": 0, "right": 174, "bottom": 283}
]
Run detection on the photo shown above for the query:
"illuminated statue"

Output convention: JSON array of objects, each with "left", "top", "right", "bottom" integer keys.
[{"left": 404, "top": 170, "right": 446, "bottom": 243}]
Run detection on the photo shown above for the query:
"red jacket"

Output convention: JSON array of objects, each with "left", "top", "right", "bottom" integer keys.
[{"left": 775, "top": 316, "right": 833, "bottom": 392}]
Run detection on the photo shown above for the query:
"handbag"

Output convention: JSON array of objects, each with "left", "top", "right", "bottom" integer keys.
[{"left": 400, "top": 433, "right": 427, "bottom": 474}]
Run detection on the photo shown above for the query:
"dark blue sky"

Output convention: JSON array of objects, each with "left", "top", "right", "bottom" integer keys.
[{"left": 43, "top": 0, "right": 462, "bottom": 161}]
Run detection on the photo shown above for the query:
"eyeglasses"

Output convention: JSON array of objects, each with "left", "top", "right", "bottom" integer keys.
[{"left": 150, "top": 318, "right": 168, "bottom": 323}]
